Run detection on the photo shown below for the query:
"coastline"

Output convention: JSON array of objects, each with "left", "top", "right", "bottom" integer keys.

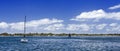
[{"left": 0, "top": 33, "right": 120, "bottom": 37}]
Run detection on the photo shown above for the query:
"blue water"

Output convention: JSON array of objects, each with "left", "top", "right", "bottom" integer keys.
[{"left": 0, "top": 36, "right": 120, "bottom": 51}]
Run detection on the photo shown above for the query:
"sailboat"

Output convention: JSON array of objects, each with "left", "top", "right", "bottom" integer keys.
[{"left": 21, "top": 16, "right": 28, "bottom": 43}]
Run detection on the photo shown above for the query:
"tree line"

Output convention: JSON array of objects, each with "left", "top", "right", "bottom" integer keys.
[{"left": 0, "top": 32, "right": 120, "bottom": 36}]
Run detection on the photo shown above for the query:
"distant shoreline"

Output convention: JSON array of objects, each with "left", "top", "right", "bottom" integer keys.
[{"left": 0, "top": 33, "right": 120, "bottom": 36}]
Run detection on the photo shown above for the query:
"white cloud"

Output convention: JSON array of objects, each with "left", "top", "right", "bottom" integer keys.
[
  {"left": 109, "top": 23, "right": 118, "bottom": 27},
  {"left": 109, "top": 4, "right": 120, "bottom": 10},
  {"left": 77, "top": 9, "right": 106, "bottom": 19},
  {"left": 112, "top": 26, "right": 120, "bottom": 31},
  {"left": 6, "top": 18, "right": 63, "bottom": 31},
  {"left": 1, "top": 20, "right": 120, "bottom": 33},
  {"left": 27, "top": 18, "right": 63, "bottom": 27},
  {"left": 10, "top": 22, "right": 24, "bottom": 30},
  {"left": 66, "top": 24, "right": 90, "bottom": 31},
  {"left": 106, "top": 24, "right": 120, "bottom": 32},
  {"left": 66, "top": 23, "right": 120, "bottom": 33},
  {"left": 44, "top": 24, "right": 64, "bottom": 31},
  {"left": 1, "top": 17, "right": 120, "bottom": 33},
  {"left": 71, "top": 9, "right": 120, "bottom": 21},
  {"left": 96, "top": 24, "right": 107, "bottom": 30},
  {"left": 0, "top": 22, "right": 9, "bottom": 29}
]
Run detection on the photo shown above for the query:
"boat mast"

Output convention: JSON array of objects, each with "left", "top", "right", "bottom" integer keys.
[
  {"left": 20, "top": 16, "right": 28, "bottom": 43},
  {"left": 24, "top": 16, "right": 26, "bottom": 37}
]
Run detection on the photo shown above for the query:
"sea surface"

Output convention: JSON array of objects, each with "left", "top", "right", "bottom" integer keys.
[{"left": 0, "top": 36, "right": 120, "bottom": 51}]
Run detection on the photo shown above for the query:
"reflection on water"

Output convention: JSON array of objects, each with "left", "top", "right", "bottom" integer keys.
[{"left": 0, "top": 36, "right": 120, "bottom": 51}]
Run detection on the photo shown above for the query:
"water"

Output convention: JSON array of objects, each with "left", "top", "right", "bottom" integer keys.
[{"left": 0, "top": 36, "right": 120, "bottom": 51}]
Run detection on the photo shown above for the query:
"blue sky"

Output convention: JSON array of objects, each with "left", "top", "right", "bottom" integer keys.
[{"left": 0, "top": 0, "right": 120, "bottom": 34}]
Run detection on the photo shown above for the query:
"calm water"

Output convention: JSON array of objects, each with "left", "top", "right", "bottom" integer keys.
[{"left": 0, "top": 36, "right": 120, "bottom": 51}]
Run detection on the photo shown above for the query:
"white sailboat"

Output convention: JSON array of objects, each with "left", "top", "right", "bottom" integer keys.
[{"left": 21, "top": 16, "right": 28, "bottom": 43}]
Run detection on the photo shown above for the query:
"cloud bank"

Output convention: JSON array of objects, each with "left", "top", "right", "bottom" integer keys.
[{"left": 71, "top": 9, "right": 120, "bottom": 21}]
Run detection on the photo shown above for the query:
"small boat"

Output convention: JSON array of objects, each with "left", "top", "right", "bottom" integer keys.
[{"left": 21, "top": 38, "right": 28, "bottom": 43}]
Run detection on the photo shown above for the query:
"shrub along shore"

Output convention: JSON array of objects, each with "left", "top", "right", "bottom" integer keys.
[{"left": 0, "top": 32, "right": 120, "bottom": 36}]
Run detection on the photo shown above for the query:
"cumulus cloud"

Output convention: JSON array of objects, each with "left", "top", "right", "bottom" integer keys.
[
  {"left": 27, "top": 18, "right": 63, "bottom": 27},
  {"left": 44, "top": 24, "right": 64, "bottom": 31},
  {"left": 0, "top": 18, "right": 63, "bottom": 31},
  {"left": 66, "top": 24, "right": 90, "bottom": 31},
  {"left": 106, "top": 24, "right": 120, "bottom": 32},
  {"left": 109, "top": 23, "right": 118, "bottom": 27},
  {"left": 10, "top": 22, "right": 24, "bottom": 30},
  {"left": 71, "top": 9, "right": 120, "bottom": 21},
  {"left": 109, "top": 4, "right": 120, "bottom": 10},
  {"left": 0, "top": 22, "right": 9, "bottom": 29},
  {"left": 107, "top": 23, "right": 120, "bottom": 32},
  {"left": 1, "top": 19, "right": 120, "bottom": 33},
  {"left": 96, "top": 24, "right": 107, "bottom": 30},
  {"left": 65, "top": 23, "right": 120, "bottom": 33},
  {"left": 1, "top": 17, "right": 120, "bottom": 33}
]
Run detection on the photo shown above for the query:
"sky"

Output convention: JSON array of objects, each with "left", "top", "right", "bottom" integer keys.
[{"left": 0, "top": 0, "right": 120, "bottom": 34}]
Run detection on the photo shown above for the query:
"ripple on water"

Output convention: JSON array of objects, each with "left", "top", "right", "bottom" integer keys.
[{"left": 0, "top": 37, "right": 120, "bottom": 51}]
